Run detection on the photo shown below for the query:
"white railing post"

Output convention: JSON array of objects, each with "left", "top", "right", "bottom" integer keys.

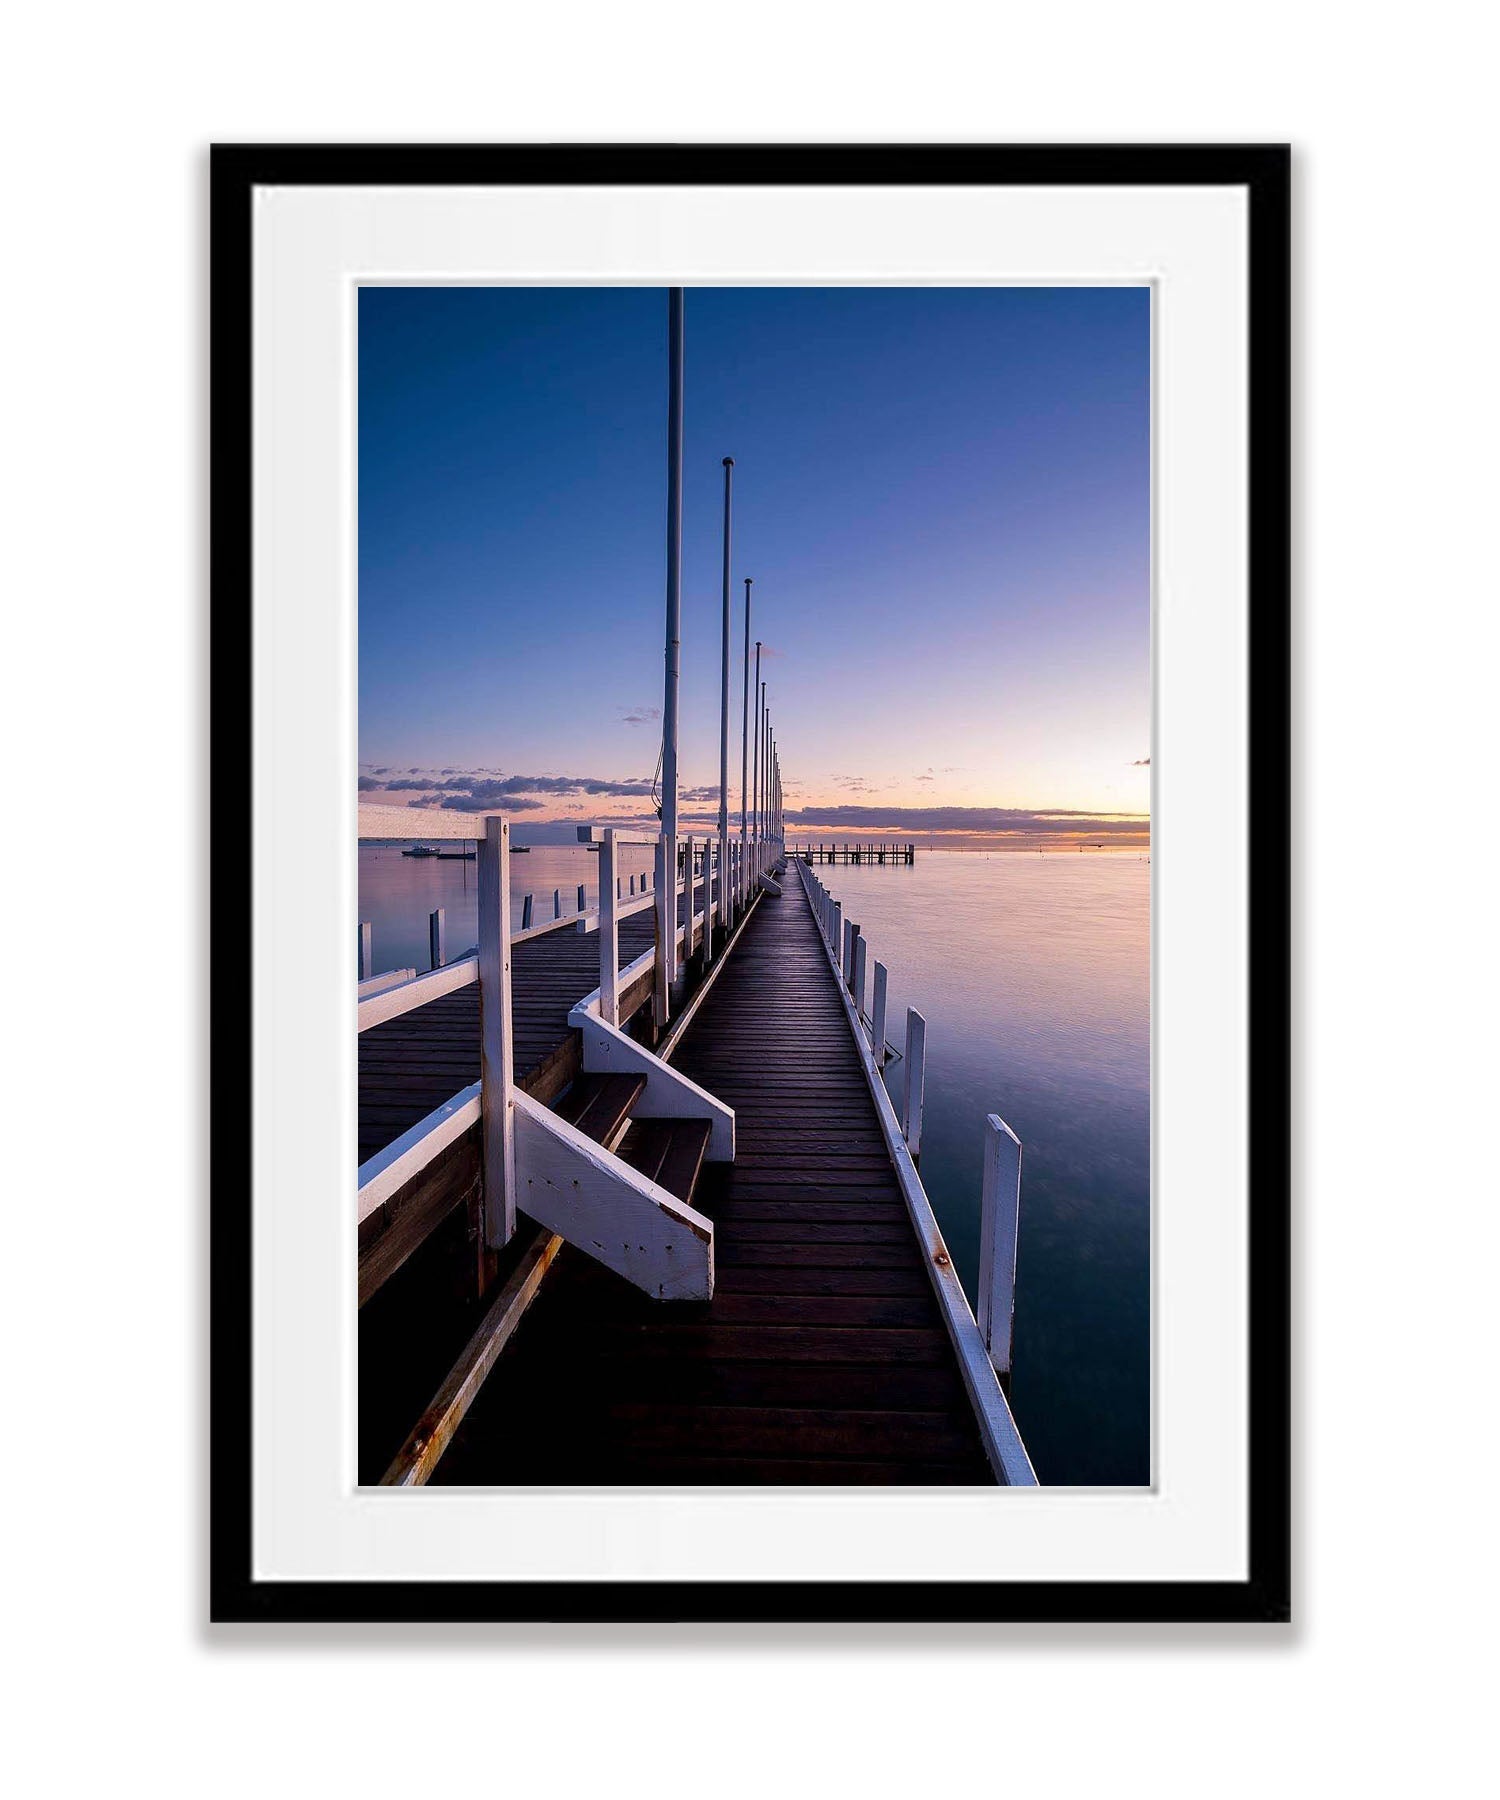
[
  {"left": 553, "top": 887, "right": 562, "bottom": 919},
  {"left": 846, "top": 922, "right": 860, "bottom": 987},
  {"left": 654, "top": 833, "right": 672, "bottom": 1027},
  {"left": 576, "top": 882, "right": 587, "bottom": 916},
  {"left": 902, "top": 1007, "right": 927, "bottom": 1158},
  {"left": 854, "top": 933, "right": 868, "bottom": 1023},
  {"left": 832, "top": 901, "right": 843, "bottom": 970},
  {"left": 521, "top": 893, "right": 534, "bottom": 930},
  {"left": 683, "top": 833, "right": 696, "bottom": 962},
  {"left": 704, "top": 839, "right": 715, "bottom": 968},
  {"left": 359, "top": 922, "right": 373, "bottom": 981},
  {"left": 429, "top": 906, "right": 446, "bottom": 970},
  {"left": 478, "top": 816, "right": 516, "bottom": 1247},
  {"left": 871, "top": 960, "right": 889, "bottom": 1067},
  {"left": 978, "top": 1114, "right": 1023, "bottom": 1377},
  {"left": 599, "top": 829, "right": 621, "bottom": 1028}
]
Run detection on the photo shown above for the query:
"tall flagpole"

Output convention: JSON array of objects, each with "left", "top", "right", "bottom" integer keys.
[
  {"left": 740, "top": 578, "right": 753, "bottom": 905},
  {"left": 751, "top": 640, "right": 763, "bottom": 876},
  {"left": 656, "top": 288, "right": 684, "bottom": 1026},
  {"left": 760, "top": 680, "right": 768, "bottom": 876},
  {"left": 717, "top": 458, "right": 734, "bottom": 934}
]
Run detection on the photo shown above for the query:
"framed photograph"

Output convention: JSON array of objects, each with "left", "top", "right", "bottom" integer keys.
[{"left": 212, "top": 143, "right": 1289, "bottom": 1622}]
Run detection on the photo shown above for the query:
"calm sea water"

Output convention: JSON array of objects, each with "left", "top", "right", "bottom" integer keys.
[
  {"left": 358, "top": 840, "right": 659, "bottom": 974},
  {"left": 359, "top": 842, "right": 1150, "bottom": 1485},
  {"left": 825, "top": 852, "right": 1150, "bottom": 1485}
]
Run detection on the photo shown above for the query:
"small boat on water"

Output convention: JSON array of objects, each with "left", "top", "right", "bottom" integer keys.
[{"left": 400, "top": 845, "right": 478, "bottom": 860}]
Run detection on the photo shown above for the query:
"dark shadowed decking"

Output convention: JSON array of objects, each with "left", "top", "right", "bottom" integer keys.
[
  {"left": 434, "top": 878, "right": 993, "bottom": 1484},
  {"left": 360, "top": 883, "right": 711, "bottom": 1164}
]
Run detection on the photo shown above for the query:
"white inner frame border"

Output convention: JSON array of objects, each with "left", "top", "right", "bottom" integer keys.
[{"left": 251, "top": 181, "right": 1248, "bottom": 1583}]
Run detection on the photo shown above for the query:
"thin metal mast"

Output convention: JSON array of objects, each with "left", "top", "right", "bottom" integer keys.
[
  {"left": 718, "top": 457, "right": 734, "bottom": 920},
  {"left": 740, "top": 578, "right": 753, "bottom": 900},
  {"left": 657, "top": 288, "right": 684, "bottom": 1021},
  {"left": 751, "top": 640, "right": 763, "bottom": 866}
]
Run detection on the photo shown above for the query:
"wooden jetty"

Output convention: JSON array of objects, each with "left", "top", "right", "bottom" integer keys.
[
  {"left": 789, "top": 840, "right": 915, "bottom": 864},
  {"left": 357, "top": 810, "right": 1035, "bottom": 1487},
  {"left": 354, "top": 287, "right": 1030, "bottom": 1489}
]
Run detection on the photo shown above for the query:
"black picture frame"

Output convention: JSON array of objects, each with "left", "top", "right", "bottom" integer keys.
[{"left": 211, "top": 143, "right": 1290, "bottom": 1625}]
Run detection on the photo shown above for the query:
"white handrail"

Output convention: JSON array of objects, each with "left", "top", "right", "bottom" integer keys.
[{"left": 794, "top": 860, "right": 1036, "bottom": 1485}]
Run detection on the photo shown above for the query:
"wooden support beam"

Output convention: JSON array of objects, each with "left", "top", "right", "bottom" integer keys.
[{"left": 379, "top": 1227, "right": 565, "bottom": 1486}]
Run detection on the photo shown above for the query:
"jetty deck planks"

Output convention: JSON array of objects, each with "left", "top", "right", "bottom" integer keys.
[
  {"left": 434, "top": 879, "right": 993, "bottom": 1485},
  {"left": 359, "top": 884, "right": 710, "bottom": 1164}
]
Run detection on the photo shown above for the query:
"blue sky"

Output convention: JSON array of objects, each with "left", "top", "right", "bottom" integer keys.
[{"left": 359, "top": 285, "right": 1150, "bottom": 844}]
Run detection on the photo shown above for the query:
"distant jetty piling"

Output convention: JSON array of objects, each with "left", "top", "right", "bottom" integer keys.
[{"left": 789, "top": 840, "right": 916, "bottom": 864}]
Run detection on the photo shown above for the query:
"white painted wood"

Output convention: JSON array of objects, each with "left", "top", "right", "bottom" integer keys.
[
  {"left": 429, "top": 906, "right": 446, "bottom": 970},
  {"left": 521, "top": 892, "right": 534, "bottom": 930},
  {"left": 790, "top": 862, "right": 1036, "bottom": 1485},
  {"left": 854, "top": 932, "right": 868, "bottom": 1023},
  {"left": 832, "top": 901, "right": 842, "bottom": 972},
  {"left": 570, "top": 1002, "right": 735, "bottom": 1161},
  {"left": 978, "top": 1113, "right": 1023, "bottom": 1377},
  {"left": 872, "top": 959, "right": 889, "bottom": 1069},
  {"left": 598, "top": 829, "right": 621, "bottom": 1029},
  {"left": 359, "top": 921, "right": 373, "bottom": 981},
  {"left": 553, "top": 888, "right": 562, "bottom": 919},
  {"left": 654, "top": 833, "right": 672, "bottom": 1028},
  {"left": 512, "top": 1091, "right": 713, "bottom": 1301},
  {"left": 684, "top": 834, "right": 696, "bottom": 956},
  {"left": 703, "top": 838, "right": 715, "bottom": 967},
  {"left": 357, "top": 954, "right": 478, "bottom": 1032},
  {"left": 576, "top": 883, "right": 587, "bottom": 914},
  {"left": 573, "top": 888, "right": 656, "bottom": 936},
  {"left": 357, "top": 966, "right": 417, "bottom": 1002},
  {"left": 357, "top": 1082, "right": 482, "bottom": 1223},
  {"left": 903, "top": 1007, "right": 927, "bottom": 1157},
  {"left": 478, "top": 816, "right": 516, "bottom": 1248}
]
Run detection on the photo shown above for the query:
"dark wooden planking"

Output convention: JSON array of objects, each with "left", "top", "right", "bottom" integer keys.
[{"left": 434, "top": 878, "right": 993, "bottom": 1486}]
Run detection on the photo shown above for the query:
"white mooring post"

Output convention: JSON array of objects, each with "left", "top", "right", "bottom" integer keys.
[
  {"left": 653, "top": 833, "right": 672, "bottom": 1027},
  {"left": 854, "top": 933, "right": 868, "bottom": 1023},
  {"left": 477, "top": 816, "right": 516, "bottom": 1247},
  {"left": 429, "top": 906, "right": 446, "bottom": 970},
  {"left": 978, "top": 1114, "right": 1023, "bottom": 1376},
  {"left": 871, "top": 960, "right": 889, "bottom": 1067},
  {"left": 902, "top": 1007, "right": 927, "bottom": 1158},
  {"left": 359, "top": 922, "right": 373, "bottom": 981},
  {"left": 599, "top": 829, "right": 621, "bottom": 1028}
]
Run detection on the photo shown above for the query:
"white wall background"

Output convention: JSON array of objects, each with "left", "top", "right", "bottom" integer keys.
[{"left": 2, "top": 4, "right": 1494, "bottom": 1795}]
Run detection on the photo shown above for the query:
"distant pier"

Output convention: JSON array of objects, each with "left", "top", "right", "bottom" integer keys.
[{"left": 789, "top": 841, "right": 915, "bottom": 865}]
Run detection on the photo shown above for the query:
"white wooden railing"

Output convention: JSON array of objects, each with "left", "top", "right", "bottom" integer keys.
[
  {"left": 796, "top": 859, "right": 1036, "bottom": 1484},
  {"left": 357, "top": 819, "right": 781, "bottom": 1244}
]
